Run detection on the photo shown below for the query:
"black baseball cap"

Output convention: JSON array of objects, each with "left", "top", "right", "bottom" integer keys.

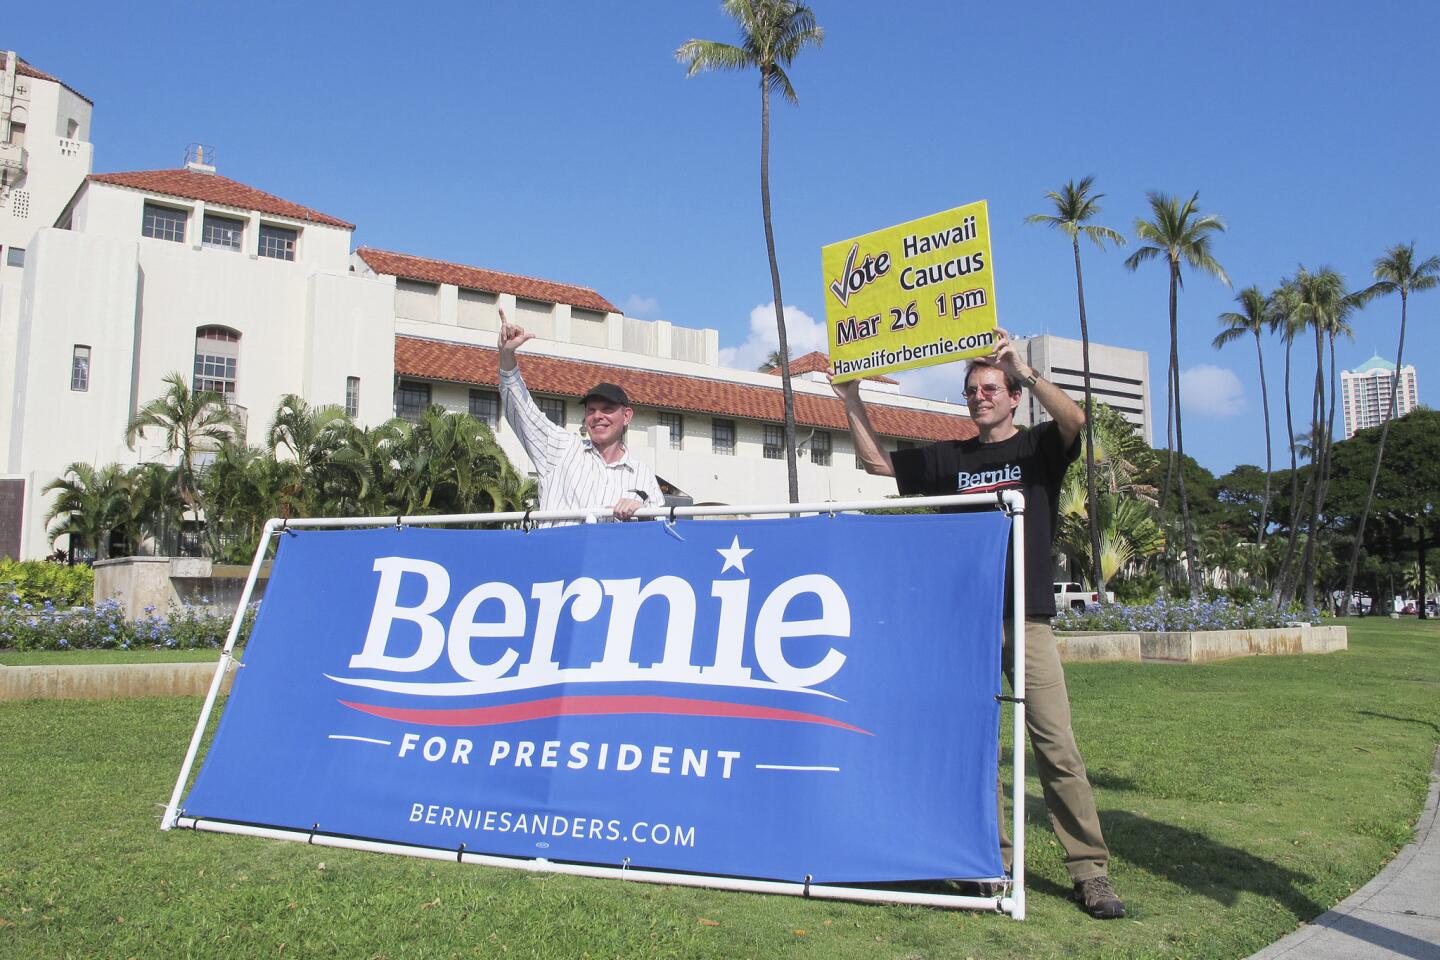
[{"left": 583, "top": 382, "right": 630, "bottom": 406}]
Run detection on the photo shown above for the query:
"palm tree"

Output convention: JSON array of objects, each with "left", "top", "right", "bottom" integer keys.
[
  {"left": 1124, "top": 192, "right": 1229, "bottom": 598},
  {"left": 758, "top": 349, "right": 784, "bottom": 373},
  {"left": 1026, "top": 176, "right": 1126, "bottom": 601},
  {"left": 1056, "top": 402, "right": 1162, "bottom": 586},
  {"left": 1339, "top": 243, "right": 1440, "bottom": 615},
  {"left": 42, "top": 462, "right": 129, "bottom": 562},
  {"left": 1213, "top": 287, "right": 1275, "bottom": 546},
  {"left": 1268, "top": 279, "right": 1309, "bottom": 600},
  {"left": 677, "top": 0, "right": 823, "bottom": 503},
  {"left": 125, "top": 372, "right": 240, "bottom": 554},
  {"left": 267, "top": 394, "right": 350, "bottom": 518},
  {"left": 119, "top": 461, "right": 179, "bottom": 556},
  {"left": 1284, "top": 267, "right": 1357, "bottom": 606}
]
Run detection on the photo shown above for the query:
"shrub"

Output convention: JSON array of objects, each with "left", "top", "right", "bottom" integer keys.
[
  {"left": 1054, "top": 596, "right": 1321, "bottom": 633},
  {"left": 0, "top": 592, "right": 256, "bottom": 652},
  {"left": 0, "top": 558, "right": 94, "bottom": 607}
]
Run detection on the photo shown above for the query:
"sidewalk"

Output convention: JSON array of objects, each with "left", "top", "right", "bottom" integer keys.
[{"left": 1250, "top": 749, "right": 1440, "bottom": 960}]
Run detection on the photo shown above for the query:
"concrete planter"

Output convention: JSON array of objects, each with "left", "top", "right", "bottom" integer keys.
[
  {"left": 93, "top": 556, "right": 271, "bottom": 620},
  {"left": 0, "top": 660, "right": 236, "bottom": 701},
  {"left": 1056, "top": 624, "right": 1347, "bottom": 664}
]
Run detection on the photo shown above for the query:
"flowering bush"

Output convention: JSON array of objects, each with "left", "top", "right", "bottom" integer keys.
[
  {"left": 1054, "top": 596, "right": 1322, "bottom": 633},
  {"left": 0, "top": 592, "right": 257, "bottom": 651}
]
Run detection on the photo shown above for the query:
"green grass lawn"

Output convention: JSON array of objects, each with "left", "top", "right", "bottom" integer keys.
[
  {"left": 1, "top": 618, "right": 1435, "bottom": 959},
  {"left": 0, "top": 649, "right": 222, "bottom": 666}
]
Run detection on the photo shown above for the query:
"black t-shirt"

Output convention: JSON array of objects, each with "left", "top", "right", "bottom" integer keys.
[{"left": 891, "top": 420, "right": 1079, "bottom": 618}]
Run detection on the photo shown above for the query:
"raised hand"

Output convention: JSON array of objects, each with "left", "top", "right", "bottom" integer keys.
[
  {"left": 975, "top": 326, "right": 1027, "bottom": 379},
  {"left": 497, "top": 308, "right": 534, "bottom": 371}
]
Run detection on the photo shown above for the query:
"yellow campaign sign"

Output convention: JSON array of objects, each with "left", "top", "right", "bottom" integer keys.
[{"left": 823, "top": 200, "right": 997, "bottom": 382}]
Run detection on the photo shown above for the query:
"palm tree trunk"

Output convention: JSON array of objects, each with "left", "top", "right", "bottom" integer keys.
[
  {"left": 1299, "top": 324, "right": 1326, "bottom": 608},
  {"left": 1168, "top": 261, "right": 1203, "bottom": 598},
  {"left": 1073, "top": 238, "right": 1106, "bottom": 600},
  {"left": 1419, "top": 529, "right": 1431, "bottom": 620},
  {"left": 1160, "top": 359, "right": 1175, "bottom": 511},
  {"left": 758, "top": 71, "right": 799, "bottom": 503},
  {"left": 1342, "top": 290, "right": 1408, "bottom": 615},
  {"left": 1274, "top": 338, "right": 1301, "bottom": 604},
  {"left": 1254, "top": 330, "right": 1272, "bottom": 549}
]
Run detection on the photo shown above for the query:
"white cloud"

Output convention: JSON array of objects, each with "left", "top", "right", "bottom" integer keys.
[
  {"left": 719, "top": 302, "right": 830, "bottom": 371},
  {"left": 1180, "top": 364, "right": 1245, "bottom": 416},
  {"left": 890, "top": 363, "right": 970, "bottom": 404},
  {"left": 623, "top": 294, "right": 660, "bottom": 318}
]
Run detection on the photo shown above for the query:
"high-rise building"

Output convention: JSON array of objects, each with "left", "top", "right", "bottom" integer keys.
[
  {"left": 1341, "top": 354, "right": 1418, "bottom": 439},
  {"left": 1012, "top": 334, "right": 1152, "bottom": 445}
]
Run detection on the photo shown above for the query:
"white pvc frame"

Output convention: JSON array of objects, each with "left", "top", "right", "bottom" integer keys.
[{"left": 162, "top": 492, "right": 1027, "bottom": 919}]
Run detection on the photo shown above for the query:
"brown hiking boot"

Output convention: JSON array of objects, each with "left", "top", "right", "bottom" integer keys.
[{"left": 1072, "top": 875, "right": 1126, "bottom": 919}]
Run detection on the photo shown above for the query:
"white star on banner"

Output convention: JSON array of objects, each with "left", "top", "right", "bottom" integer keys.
[{"left": 717, "top": 536, "right": 753, "bottom": 574}]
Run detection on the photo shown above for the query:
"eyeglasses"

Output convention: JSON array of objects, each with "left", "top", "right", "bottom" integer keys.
[{"left": 962, "top": 383, "right": 1010, "bottom": 399}]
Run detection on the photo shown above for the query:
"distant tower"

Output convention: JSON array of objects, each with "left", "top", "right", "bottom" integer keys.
[{"left": 1340, "top": 354, "right": 1419, "bottom": 439}]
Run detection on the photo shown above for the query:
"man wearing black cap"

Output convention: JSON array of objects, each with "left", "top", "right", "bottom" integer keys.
[{"left": 497, "top": 311, "right": 662, "bottom": 522}]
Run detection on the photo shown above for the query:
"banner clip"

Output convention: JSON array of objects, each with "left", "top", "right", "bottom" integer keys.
[
  {"left": 394, "top": 515, "right": 404, "bottom": 530},
  {"left": 307, "top": 822, "right": 320, "bottom": 844},
  {"left": 522, "top": 509, "right": 534, "bottom": 533},
  {"left": 994, "top": 694, "right": 1025, "bottom": 704},
  {"left": 456, "top": 843, "right": 466, "bottom": 863},
  {"left": 803, "top": 874, "right": 813, "bottom": 898},
  {"left": 994, "top": 491, "right": 1023, "bottom": 516},
  {"left": 620, "top": 856, "right": 631, "bottom": 879}
]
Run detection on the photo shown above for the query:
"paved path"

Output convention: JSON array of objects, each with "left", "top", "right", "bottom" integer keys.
[{"left": 1250, "top": 750, "right": 1440, "bottom": 960}]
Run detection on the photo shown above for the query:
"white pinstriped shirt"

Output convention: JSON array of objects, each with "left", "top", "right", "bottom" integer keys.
[{"left": 500, "top": 367, "right": 663, "bottom": 524}]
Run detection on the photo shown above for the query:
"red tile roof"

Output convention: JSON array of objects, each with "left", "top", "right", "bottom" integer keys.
[
  {"left": 2, "top": 53, "right": 91, "bottom": 104},
  {"left": 87, "top": 169, "right": 354, "bottom": 228},
  {"left": 768, "top": 350, "right": 898, "bottom": 385},
  {"left": 395, "top": 336, "right": 975, "bottom": 443},
  {"left": 357, "top": 248, "right": 618, "bottom": 314}
]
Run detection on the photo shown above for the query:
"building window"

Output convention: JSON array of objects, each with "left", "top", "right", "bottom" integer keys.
[
  {"left": 193, "top": 326, "right": 239, "bottom": 397},
  {"left": 201, "top": 213, "right": 244, "bottom": 251},
  {"left": 812, "top": 431, "right": 832, "bottom": 467},
  {"left": 469, "top": 388, "right": 499, "bottom": 427},
  {"left": 712, "top": 418, "right": 736, "bottom": 456},
  {"left": 71, "top": 345, "right": 91, "bottom": 392},
  {"left": 395, "top": 380, "right": 431, "bottom": 422},
  {"left": 5, "top": 246, "right": 22, "bottom": 267},
  {"left": 142, "top": 203, "right": 187, "bottom": 243},
  {"left": 762, "top": 424, "right": 785, "bottom": 460},
  {"left": 258, "top": 224, "right": 298, "bottom": 261},
  {"left": 657, "top": 411, "right": 684, "bottom": 450},
  {"left": 538, "top": 397, "right": 567, "bottom": 427},
  {"left": 345, "top": 376, "right": 360, "bottom": 418},
  {"left": 395, "top": 279, "right": 439, "bottom": 323}
]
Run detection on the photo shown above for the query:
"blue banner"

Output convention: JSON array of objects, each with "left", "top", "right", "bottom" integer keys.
[{"left": 182, "top": 512, "right": 1009, "bottom": 883}]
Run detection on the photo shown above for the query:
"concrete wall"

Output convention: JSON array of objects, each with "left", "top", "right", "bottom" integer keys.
[
  {"left": 93, "top": 556, "right": 271, "bottom": 619},
  {"left": 0, "top": 660, "right": 235, "bottom": 701}
]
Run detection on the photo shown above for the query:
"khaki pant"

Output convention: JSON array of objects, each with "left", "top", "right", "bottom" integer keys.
[{"left": 997, "top": 618, "right": 1109, "bottom": 882}]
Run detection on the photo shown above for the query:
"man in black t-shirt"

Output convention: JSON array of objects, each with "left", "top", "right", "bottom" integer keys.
[{"left": 831, "top": 327, "right": 1126, "bottom": 919}]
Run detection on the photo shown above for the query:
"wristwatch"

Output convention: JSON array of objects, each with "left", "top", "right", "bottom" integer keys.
[
  {"left": 627, "top": 489, "right": 650, "bottom": 502},
  {"left": 1021, "top": 369, "right": 1039, "bottom": 388}
]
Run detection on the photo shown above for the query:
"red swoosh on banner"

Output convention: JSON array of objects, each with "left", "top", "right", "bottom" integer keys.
[{"left": 339, "top": 695, "right": 872, "bottom": 735}]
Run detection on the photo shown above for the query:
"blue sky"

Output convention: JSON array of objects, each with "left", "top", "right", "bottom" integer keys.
[{"left": 14, "top": 0, "right": 1440, "bottom": 476}]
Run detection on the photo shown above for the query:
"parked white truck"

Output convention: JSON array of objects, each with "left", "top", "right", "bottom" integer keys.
[{"left": 1053, "top": 582, "right": 1115, "bottom": 612}]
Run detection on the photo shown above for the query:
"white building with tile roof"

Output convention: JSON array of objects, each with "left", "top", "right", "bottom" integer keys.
[{"left": 0, "top": 50, "right": 980, "bottom": 560}]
